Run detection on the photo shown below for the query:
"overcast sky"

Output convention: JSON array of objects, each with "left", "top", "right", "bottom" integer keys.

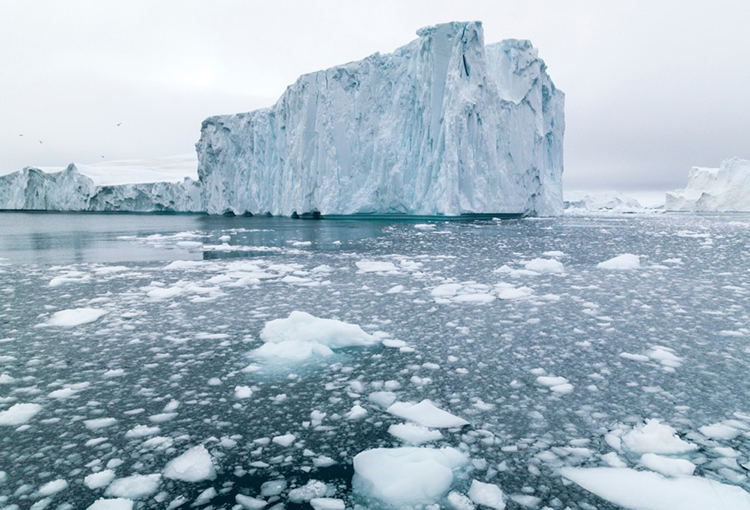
[{"left": 1, "top": 0, "right": 748, "bottom": 191}]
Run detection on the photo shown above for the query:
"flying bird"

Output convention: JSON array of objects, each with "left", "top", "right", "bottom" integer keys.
[
  {"left": 18, "top": 134, "right": 23, "bottom": 137},
  {"left": 117, "top": 122, "right": 122, "bottom": 126},
  {"left": 38, "top": 140, "right": 43, "bottom": 144}
]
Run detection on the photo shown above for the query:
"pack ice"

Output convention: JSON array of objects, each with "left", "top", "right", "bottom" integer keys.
[
  {"left": 666, "top": 157, "right": 750, "bottom": 212},
  {"left": 197, "top": 21, "right": 564, "bottom": 217}
]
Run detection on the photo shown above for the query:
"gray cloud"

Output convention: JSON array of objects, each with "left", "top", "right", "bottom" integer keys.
[{"left": 1, "top": 0, "right": 748, "bottom": 192}]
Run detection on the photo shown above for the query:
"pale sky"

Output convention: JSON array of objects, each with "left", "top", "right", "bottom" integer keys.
[{"left": 1, "top": 0, "right": 748, "bottom": 191}]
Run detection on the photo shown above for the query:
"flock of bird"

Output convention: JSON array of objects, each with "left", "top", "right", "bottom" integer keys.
[{"left": 18, "top": 123, "right": 121, "bottom": 159}]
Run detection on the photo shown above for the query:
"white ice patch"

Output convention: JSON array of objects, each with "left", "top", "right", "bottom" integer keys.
[
  {"left": 163, "top": 445, "right": 216, "bottom": 482},
  {"left": 622, "top": 420, "right": 698, "bottom": 455},
  {"left": 640, "top": 453, "right": 696, "bottom": 477},
  {"left": 560, "top": 467, "right": 750, "bottom": 510},
  {"left": 105, "top": 474, "right": 161, "bottom": 499},
  {"left": 353, "top": 447, "right": 468, "bottom": 505},
  {"left": 536, "top": 376, "right": 573, "bottom": 394},
  {"left": 386, "top": 400, "right": 469, "bottom": 428},
  {"left": 524, "top": 258, "right": 564, "bottom": 274},
  {"left": 84, "top": 469, "right": 116, "bottom": 489},
  {"left": 252, "top": 311, "right": 378, "bottom": 362},
  {"left": 597, "top": 254, "right": 641, "bottom": 270},
  {"left": 468, "top": 480, "right": 506, "bottom": 510},
  {"left": 41, "top": 308, "right": 107, "bottom": 327},
  {"left": 0, "top": 403, "right": 42, "bottom": 426},
  {"left": 356, "top": 261, "right": 399, "bottom": 273},
  {"left": 387, "top": 423, "right": 444, "bottom": 445},
  {"left": 87, "top": 499, "right": 133, "bottom": 510}
]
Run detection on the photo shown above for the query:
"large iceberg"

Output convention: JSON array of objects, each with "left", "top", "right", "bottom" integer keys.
[
  {"left": 196, "top": 21, "right": 564, "bottom": 217},
  {"left": 0, "top": 156, "right": 202, "bottom": 212},
  {"left": 666, "top": 158, "right": 750, "bottom": 212}
]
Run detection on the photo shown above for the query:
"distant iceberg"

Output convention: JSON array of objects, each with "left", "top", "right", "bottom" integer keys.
[
  {"left": 564, "top": 191, "right": 653, "bottom": 214},
  {"left": 666, "top": 158, "right": 750, "bottom": 212},
  {"left": 197, "top": 21, "right": 564, "bottom": 217},
  {"left": 1, "top": 21, "right": 564, "bottom": 217},
  {"left": 0, "top": 155, "right": 202, "bottom": 212}
]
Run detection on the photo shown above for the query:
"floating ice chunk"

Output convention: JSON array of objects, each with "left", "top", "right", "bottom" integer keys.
[
  {"left": 640, "top": 453, "right": 696, "bottom": 477},
  {"left": 84, "top": 418, "right": 117, "bottom": 430},
  {"left": 310, "top": 498, "right": 345, "bottom": 510},
  {"left": 103, "top": 369, "right": 125, "bottom": 378},
  {"left": 42, "top": 308, "right": 107, "bottom": 327},
  {"left": 105, "top": 474, "right": 161, "bottom": 499},
  {"left": 620, "top": 352, "right": 650, "bottom": 362},
  {"left": 447, "top": 491, "right": 476, "bottom": 510},
  {"left": 235, "top": 494, "right": 267, "bottom": 509},
  {"left": 647, "top": 347, "right": 682, "bottom": 369},
  {"left": 0, "top": 373, "right": 15, "bottom": 384},
  {"left": 369, "top": 391, "right": 398, "bottom": 409},
  {"left": 288, "top": 480, "right": 329, "bottom": 503},
  {"left": 87, "top": 499, "right": 133, "bottom": 510},
  {"left": 346, "top": 405, "right": 368, "bottom": 420},
  {"left": 353, "top": 447, "right": 468, "bottom": 505},
  {"left": 386, "top": 400, "right": 469, "bottom": 428},
  {"left": 260, "top": 480, "right": 287, "bottom": 496},
  {"left": 560, "top": 467, "right": 750, "bottom": 510},
  {"left": 536, "top": 376, "right": 573, "bottom": 393},
  {"left": 468, "top": 480, "right": 506, "bottom": 510},
  {"left": 431, "top": 284, "right": 465, "bottom": 298},
  {"left": 253, "top": 311, "right": 378, "bottom": 362},
  {"left": 38, "top": 479, "right": 68, "bottom": 496},
  {"left": 125, "top": 425, "right": 160, "bottom": 438},
  {"left": 524, "top": 258, "right": 564, "bottom": 274},
  {"left": 622, "top": 420, "right": 698, "bottom": 454},
  {"left": 272, "top": 433, "right": 296, "bottom": 447},
  {"left": 147, "top": 286, "right": 184, "bottom": 300},
  {"left": 234, "top": 494, "right": 268, "bottom": 510},
  {"left": 597, "top": 254, "right": 641, "bottom": 270},
  {"left": 495, "top": 283, "right": 533, "bottom": 300},
  {"left": 388, "top": 423, "right": 444, "bottom": 444},
  {"left": 356, "top": 261, "right": 399, "bottom": 273},
  {"left": 235, "top": 385, "right": 253, "bottom": 399},
  {"left": 543, "top": 250, "right": 565, "bottom": 258},
  {"left": 164, "top": 445, "right": 216, "bottom": 482},
  {"left": 386, "top": 285, "right": 405, "bottom": 294},
  {"left": 84, "top": 469, "right": 116, "bottom": 489},
  {"left": 699, "top": 422, "right": 742, "bottom": 440},
  {"left": 193, "top": 487, "right": 217, "bottom": 505},
  {"left": 0, "top": 403, "right": 42, "bottom": 425}
]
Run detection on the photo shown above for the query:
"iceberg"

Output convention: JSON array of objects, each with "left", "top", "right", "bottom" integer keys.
[
  {"left": 1, "top": 22, "right": 564, "bottom": 216},
  {"left": 0, "top": 155, "right": 202, "bottom": 212},
  {"left": 666, "top": 158, "right": 750, "bottom": 212},
  {"left": 196, "top": 21, "right": 564, "bottom": 217},
  {"left": 564, "top": 190, "right": 651, "bottom": 214}
]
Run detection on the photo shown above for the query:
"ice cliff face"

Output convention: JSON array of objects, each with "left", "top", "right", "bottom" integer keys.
[
  {"left": 0, "top": 164, "right": 202, "bottom": 212},
  {"left": 197, "top": 21, "right": 565, "bottom": 216},
  {"left": 666, "top": 158, "right": 750, "bottom": 212}
]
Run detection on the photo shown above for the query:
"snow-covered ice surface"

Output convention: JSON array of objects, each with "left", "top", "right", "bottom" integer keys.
[
  {"left": 667, "top": 158, "right": 750, "bottom": 212},
  {"left": 1, "top": 212, "right": 750, "bottom": 508}
]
